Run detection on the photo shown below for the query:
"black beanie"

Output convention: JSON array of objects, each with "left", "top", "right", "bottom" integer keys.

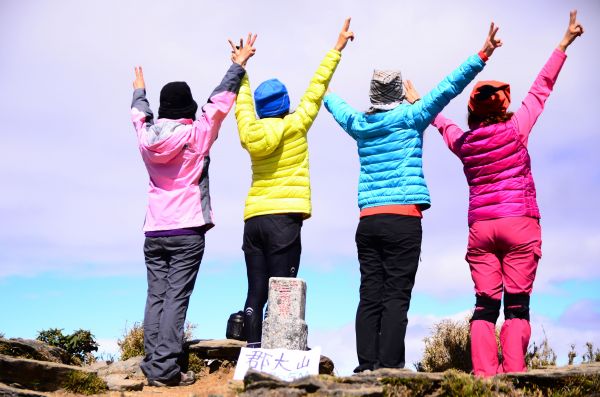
[{"left": 158, "top": 81, "right": 198, "bottom": 120}]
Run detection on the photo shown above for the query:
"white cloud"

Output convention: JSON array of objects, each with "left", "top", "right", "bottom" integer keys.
[
  {"left": 410, "top": 225, "right": 600, "bottom": 299},
  {"left": 1, "top": 1, "right": 599, "bottom": 294},
  {"left": 96, "top": 338, "right": 120, "bottom": 361},
  {"left": 530, "top": 307, "right": 600, "bottom": 366}
]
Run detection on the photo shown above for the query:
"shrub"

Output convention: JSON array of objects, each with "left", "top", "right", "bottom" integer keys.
[
  {"left": 555, "top": 374, "right": 600, "bottom": 396},
  {"left": 568, "top": 344, "right": 577, "bottom": 365},
  {"left": 439, "top": 370, "right": 522, "bottom": 397},
  {"left": 381, "top": 376, "right": 437, "bottom": 396},
  {"left": 525, "top": 374, "right": 600, "bottom": 397},
  {"left": 118, "top": 322, "right": 145, "bottom": 361},
  {"left": 62, "top": 371, "right": 107, "bottom": 395},
  {"left": 65, "top": 330, "right": 99, "bottom": 364},
  {"left": 36, "top": 328, "right": 98, "bottom": 365},
  {"left": 37, "top": 328, "right": 65, "bottom": 347},
  {"left": 582, "top": 342, "right": 600, "bottom": 364},
  {"left": 184, "top": 321, "right": 197, "bottom": 341},
  {"left": 416, "top": 317, "right": 474, "bottom": 373},
  {"left": 118, "top": 321, "right": 197, "bottom": 361},
  {"left": 525, "top": 331, "right": 556, "bottom": 369},
  {"left": 187, "top": 351, "right": 206, "bottom": 374}
]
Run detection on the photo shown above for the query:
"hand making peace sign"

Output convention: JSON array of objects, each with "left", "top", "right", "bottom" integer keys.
[
  {"left": 480, "top": 22, "right": 503, "bottom": 58},
  {"left": 229, "top": 33, "right": 258, "bottom": 68},
  {"left": 133, "top": 66, "right": 145, "bottom": 90}
]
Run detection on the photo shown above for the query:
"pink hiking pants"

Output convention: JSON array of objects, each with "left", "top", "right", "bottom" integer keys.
[{"left": 466, "top": 217, "right": 541, "bottom": 377}]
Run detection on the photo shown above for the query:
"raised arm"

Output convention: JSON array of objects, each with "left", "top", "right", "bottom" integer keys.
[
  {"left": 406, "top": 22, "right": 502, "bottom": 131},
  {"left": 290, "top": 18, "right": 354, "bottom": 133},
  {"left": 323, "top": 93, "right": 359, "bottom": 140},
  {"left": 404, "top": 80, "right": 466, "bottom": 154},
  {"left": 194, "top": 33, "right": 257, "bottom": 154},
  {"left": 513, "top": 10, "right": 583, "bottom": 145},
  {"left": 130, "top": 66, "right": 154, "bottom": 142},
  {"left": 432, "top": 114, "right": 466, "bottom": 155}
]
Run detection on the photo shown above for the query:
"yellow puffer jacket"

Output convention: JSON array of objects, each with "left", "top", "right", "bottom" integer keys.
[{"left": 235, "top": 49, "right": 342, "bottom": 221}]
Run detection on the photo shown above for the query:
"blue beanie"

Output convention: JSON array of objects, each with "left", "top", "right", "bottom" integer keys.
[{"left": 254, "top": 79, "right": 290, "bottom": 118}]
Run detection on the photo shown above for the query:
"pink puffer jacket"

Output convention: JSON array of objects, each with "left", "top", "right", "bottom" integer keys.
[
  {"left": 432, "top": 49, "right": 567, "bottom": 225},
  {"left": 131, "top": 63, "right": 245, "bottom": 232}
]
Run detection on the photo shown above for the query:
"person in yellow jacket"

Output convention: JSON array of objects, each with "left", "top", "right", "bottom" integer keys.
[{"left": 235, "top": 18, "right": 355, "bottom": 347}]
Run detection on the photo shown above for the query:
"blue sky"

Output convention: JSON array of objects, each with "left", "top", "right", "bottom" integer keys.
[{"left": 1, "top": 0, "right": 599, "bottom": 376}]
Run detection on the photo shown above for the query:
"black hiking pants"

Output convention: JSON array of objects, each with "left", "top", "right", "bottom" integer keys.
[
  {"left": 242, "top": 214, "right": 303, "bottom": 346},
  {"left": 354, "top": 214, "right": 422, "bottom": 370}
]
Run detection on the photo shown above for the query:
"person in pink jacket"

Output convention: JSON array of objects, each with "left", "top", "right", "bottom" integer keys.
[
  {"left": 129, "top": 35, "right": 256, "bottom": 386},
  {"left": 404, "top": 11, "right": 584, "bottom": 376}
]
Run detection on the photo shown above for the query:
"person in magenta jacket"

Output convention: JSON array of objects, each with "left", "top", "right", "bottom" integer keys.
[
  {"left": 129, "top": 35, "right": 256, "bottom": 386},
  {"left": 405, "top": 11, "right": 584, "bottom": 377}
]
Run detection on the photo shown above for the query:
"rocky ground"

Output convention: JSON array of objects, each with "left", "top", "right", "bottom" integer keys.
[
  {"left": 0, "top": 338, "right": 330, "bottom": 397},
  {"left": 44, "top": 369, "right": 239, "bottom": 397},
  {"left": 2, "top": 337, "right": 600, "bottom": 396},
  {"left": 240, "top": 364, "right": 600, "bottom": 396}
]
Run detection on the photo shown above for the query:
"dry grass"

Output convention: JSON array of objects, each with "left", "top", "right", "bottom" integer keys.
[
  {"left": 117, "top": 322, "right": 145, "bottom": 361},
  {"left": 582, "top": 342, "right": 600, "bottom": 364},
  {"left": 526, "top": 331, "right": 557, "bottom": 369},
  {"left": 118, "top": 321, "right": 197, "bottom": 361},
  {"left": 416, "top": 316, "right": 474, "bottom": 373}
]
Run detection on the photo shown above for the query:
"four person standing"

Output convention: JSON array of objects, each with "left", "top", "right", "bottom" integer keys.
[{"left": 130, "top": 11, "right": 583, "bottom": 382}]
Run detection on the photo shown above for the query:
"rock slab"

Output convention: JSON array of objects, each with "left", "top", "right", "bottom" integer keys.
[
  {"left": 0, "top": 354, "right": 103, "bottom": 392},
  {"left": 262, "top": 277, "right": 308, "bottom": 350},
  {"left": 241, "top": 364, "right": 600, "bottom": 396},
  {"left": 0, "top": 338, "right": 71, "bottom": 365},
  {"left": 89, "top": 356, "right": 145, "bottom": 391},
  {"left": 103, "top": 374, "right": 144, "bottom": 392},
  {"left": 0, "top": 382, "right": 49, "bottom": 397},
  {"left": 187, "top": 339, "right": 334, "bottom": 375},
  {"left": 187, "top": 339, "right": 246, "bottom": 361},
  {"left": 504, "top": 362, "right": 600, "bottom": 389}
]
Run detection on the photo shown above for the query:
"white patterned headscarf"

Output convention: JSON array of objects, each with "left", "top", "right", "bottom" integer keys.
[{"left": 367, "top": 70, "right": 404, "bottom": 113}]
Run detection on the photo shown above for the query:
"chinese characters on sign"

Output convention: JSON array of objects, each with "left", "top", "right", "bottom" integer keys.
[{"left": 233, "top": 347, "right": 321, "bottom": 381}]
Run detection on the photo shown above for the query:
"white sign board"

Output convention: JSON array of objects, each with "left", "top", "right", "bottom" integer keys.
[{"left": 233, "top": 346, "right": 321, "bottom": 382}]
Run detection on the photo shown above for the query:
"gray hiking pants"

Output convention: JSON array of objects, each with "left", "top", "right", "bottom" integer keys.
[{"left": 140, "top": 234, "right": 204, "bottom": 382}]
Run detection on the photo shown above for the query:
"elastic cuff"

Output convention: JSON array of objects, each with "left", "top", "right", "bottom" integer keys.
[
  {"left": 478, "top": 51, "right": 489, "bottom": 63},
  {"left": 553, "top": 48, "right": 568, "bottom": 60}
]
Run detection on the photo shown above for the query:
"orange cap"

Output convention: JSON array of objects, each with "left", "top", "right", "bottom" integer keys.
[{"left": 468, "top": 80, "right": 511, "bottom": 116}]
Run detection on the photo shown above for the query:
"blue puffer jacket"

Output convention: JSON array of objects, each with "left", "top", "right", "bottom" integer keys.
[{"left": 324, "top": 54, "right": 485, "bottom": 211}]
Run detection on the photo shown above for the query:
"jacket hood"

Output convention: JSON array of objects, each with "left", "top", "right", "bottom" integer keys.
[
  {"left": 352, "top": 105, "right": 411, "bottom": 139},
  {"left": 140, "top": 119, "right": 192, "bottom": 164},
  {"left": 243, "top": 118, "right": 286, "bottom": 157}
]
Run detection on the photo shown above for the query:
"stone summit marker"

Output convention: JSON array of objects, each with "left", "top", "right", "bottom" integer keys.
[{"left": 261, "top": 277, "right": 308, "bottom": 350}]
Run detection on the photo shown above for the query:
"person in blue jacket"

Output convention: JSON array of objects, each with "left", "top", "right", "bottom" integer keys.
[{"left": 323, "top": 23, "right": 502, "bottom": 372}]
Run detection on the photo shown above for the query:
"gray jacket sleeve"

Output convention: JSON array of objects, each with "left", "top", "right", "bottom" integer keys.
[{"left": 132, "top": 88, "right": 154, "bottom": 128}]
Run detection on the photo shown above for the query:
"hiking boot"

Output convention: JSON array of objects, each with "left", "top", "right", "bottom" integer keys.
[
  {"left": 148, "top": 371, "right": 196, "bottom": 387},
  {"left": 353, "top": 363, "right": 374, "bottom": 373}
]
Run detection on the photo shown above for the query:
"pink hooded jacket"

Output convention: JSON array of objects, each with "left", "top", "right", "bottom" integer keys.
[
  {"left": 432, "top": 49, "right": 567, "bottom": 225},
  {"left": 131, "top": 64, "right": 245, "bottom": 232}
]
